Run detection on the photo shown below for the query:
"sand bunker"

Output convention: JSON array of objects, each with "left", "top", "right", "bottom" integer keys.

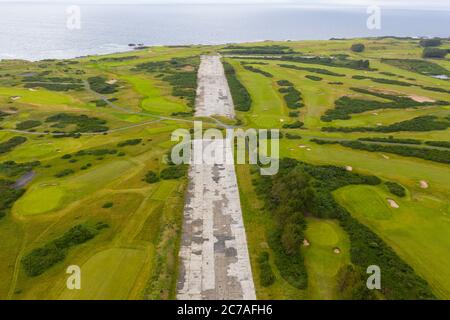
[
  {"left": 333, "top": 247, "right": 341, "bottom": 254},
  {"left": 11, "top": 96, "right": 21, "bottom": 101},
  {"left": 408, "top": 94, "right": 435, "bottom": 103},
  {"left": 303, "top": 239, "right": 310, "bottom": 247},
  {"left": 420, "top": 180, "right": 429, "bottom": 189},
  {"left": 381, "top": 154, "right": 390, "bottom": 160},
  {"left": 387, "top": 199, "right": 399, "bottom": 209},
  {"left": 106, "top": 79, "right": 117, "bottom": 85},
  {"left": 345, "top": 166, "right": 353, "bottom": 172}
]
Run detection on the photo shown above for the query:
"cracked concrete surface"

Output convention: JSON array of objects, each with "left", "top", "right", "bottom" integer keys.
[
  {"left": 194, "top": 55, "right": 235, "bottom": 119},
  {"left": 177, "top": 56, "right": 255, "bottom": 300}
]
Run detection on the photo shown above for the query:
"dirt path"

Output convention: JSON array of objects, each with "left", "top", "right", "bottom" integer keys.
[{"left": 177, "top": 56, "right": 255, "bottom": 300}]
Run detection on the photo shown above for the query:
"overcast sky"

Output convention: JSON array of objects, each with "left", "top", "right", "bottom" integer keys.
[{"left": 1, "top": 0, "right": 449, "bottom": 10}]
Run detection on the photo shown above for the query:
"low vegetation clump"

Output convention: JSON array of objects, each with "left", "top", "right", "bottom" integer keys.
[
  {"left": 350, "top": 43, "right": 365, "bottom": 52},
  {"left": 278, "top": 64, "right": 345, "bottom": 77},
  {"left": 45, "top": 113, "right": 109, "bottom": 133},
  {"left": 21, "top": 223, "right": 108, "bottom": 277},
  {"left": 221, "top": 45, "right": 295, "bottom": 55},
  {"left": 91, "top": 99, "right": 108, "bottom": 107},
  {"left": 242, "top": 65, "right": 273, "bottom": 78},
  {"left": 305, "top": 75, "right": 322, "bottom": 81},
  {"left": 0, "top": 160, "right": 40, "bottom": 177},
  {"left": 425, "top": 141, "right": 450, "bottom": 148},
  {"left": 311, "top": 139, "right": 450, "bottom": 164},
  {"left": 358, "top": 137, "right": 421, "bottom": 145},
  {"left": 134, "top": 57, "right": 200, "bottom": 109},
  {"left": 422, "top": 47, "right": 449, "bottom": 59},
  {"left": 254, "top": 158, "right": 435, "bottom": 299},
  {"left": 223, "top": 62, "right": 252, "bottom": 112},
  {"left": 54, "top": 169, "right": 75, "bottom": 178},
  {"left": 87, "top": 76, "right": 119, "bottom": 94},
  {"left": 117, "top": 139, "right": 142, "bottom": 147},
  {"left": 381, "top": 58, "right": 450, "bottom": 77},
  {"left": 282, "top": 121, "right": 304, "bottom": 129},
  {"left": 0, "top": 136, "right": 27, "bottom": 154},
  {"left": 16, "top": 120, "right": 42, "bottom": 130},
  {"left": 0, "top": 179, "right": 25, "bottom": 219},
  {"left": 144, "top": 171, "right": 160, "bottom": 184},
  {"left": 160, "top": 165, "right": 187, "bottom": 180},
  {"left": 74, "top": 148, "right": 117, "bottom": 157},
  {"left": 321, "top": 88, "right": 448, "bottom": 122},
  {"left": 252, "top": 55, "right": 371, "bottom": 70},
  {"left": 419, "top": 38, "right": 442, "bottom": 47},
  {"left": 352, "top": 74, "right": 413, "bottom": 87},
  {"left": 278, "top": 80, "right": 304, "bottom": 109},
  {"left": 323, "top": 116, "right": 450, "bottom": 133},
  {"left": 285, "top": 133, "right": 302, "bottom": 140},
  {"left": 102, "top": 202, "right": 114, "bottom": 209},
  {"left": 23, "top": 76, "right": 83, "bottom": 91},
  {"left": 385, "top": 182, "right": 406, "bottom": 197},
  {"left": 258, "top": 252, "right": 276, "bottom": 287}
]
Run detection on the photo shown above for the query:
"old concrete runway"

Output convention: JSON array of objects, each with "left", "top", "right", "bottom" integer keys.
[{"left": 177, "top": 56, "right": 256, "bottom": 300}]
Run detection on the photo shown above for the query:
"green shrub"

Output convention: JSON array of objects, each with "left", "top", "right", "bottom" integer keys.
[
  {"left": 305, "top": 75, "right": 322, "bottom": 81},
  {"left": 242, "top": 65, "right": 273, "bottom": 78},
  {"left": 385, "top": 182, "right": 406, "bottom": 197},
  {"left": 160, "top": 165, "right": 187, "bottom": 180},
  {"left": 283, "top": 121, "right": 304, "bottom": 129},
  {"left": 87, "top": 76, "right": 118, "bottom": 94},
  {"left": 117, "top": 139, "right": 142, "bottom": 147},
  {"left": 258, "top": 252, "right": 276, "bottom": 287},
  {"left": 54, "top": 169, "right": 75, "bottom": 178},
  {"left": 102, "top": 202, "right": 114, "bottom": 209},
  {"left": 419, "top": 38, "right": 442, "bottom": 47},
  {"left": 144, "top": 171, "right": 160, "bottom": 184},
  {"left": 22, "top": 223, "right": 107, "bottom": 277},
  {"left": 223, "top": 62, "right": 252, "bottom": 112},
  {"left": 0, "top": 136, "right": 27, "bottom": 154},
  {"left": 351, "top": 43, "right": 365, "bottom": 52},
  {"left": 422, "top": 47, "right": 448, "bottom": 59},
  {"left": 16, "top": 120, "right": 41, "bottom": 130}
]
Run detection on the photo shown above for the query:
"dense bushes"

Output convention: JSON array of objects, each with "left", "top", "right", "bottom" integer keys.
[
  {"left": 87, "top": 76, "right": 118, "bottom": 94},
  {"left": 134, "top": 57, "right": 199, "bottom": 109},
  {"left": 223, "top": 62, "right": 252, "bottom": 112},
  {"left": 305, "top": 75, "right": 322, "bottom": 81},
  {"left": 160, "top": 165, "right": 187, "bottom": 180},
  {"left": 144, "top": 171, "right": 160, "bottom": 184},
  {"left": 359, "top": 137, "right": 421, "bottom": 145},
  {"left": 351, "top": 43, "right": 365, "bottom": 52},
  {"left": 321, "top": 88, "right": 448, "bottom": 122},
  {"left": 16, "top": 120, "right": 41, "bottom": 130},
  {"left": 381, "top": 59, "right": 450, "bottom": 77},
  {"left": 221, "top": 45, "right": 294, "bottom": 55},
  {"left": 54, "top": 169, "right": 75, "bottom": 178},
  {"left": 278, "top": 64, "right": 345, "bottom": 77},
  {"left": 253, "top": 158, "right": 435, "bottom": 299},
  {"left": 425, "top": 140, "right": 450, "bottom": 148},
  {"left": 385, "top": 182, "right": 406, "bottom": 197},
  {"left": 0, "top": 160, "right": 40, "bottom": 177},
  {"left": 323, "top": 116, "right": 450, "bottom": 133},
  {"left": 46, "top": 113, "right": 109, "bottom": 133},
  {"left": 236, "top": 55, "right": 371, "bottom": 70},
  {"left": 117, "top": 139, "right": 142, "bottom": 147},
  {"left": 0, "top": 136, "right": 27, "bottom": 154},
  {"left": 23, "top": 76, "right": 83, "bottom": 91},
  {"left": 283, "top": 121, "right": 304, "bottom": 129},
  {"left": 21, "top": 223, "right": 108, "bottom": 277},
  {"left": 0, "top": 179, "right": 25, "bottom": 219},
  {"left": 242, "top": 65, "right": 273, "bottom": 78},
  {"left": 422, "top": 47, "right": 448, "bottom": 59},
  {"left": 253, "top": 167, "right": 310, "bottom": 289},
  {"left": 311, "top": 139, "right": 450, "bottom": 164},
  {"left": 419, "top": 38, "right": 442, "bottom": 47},
  {"left": 258, "top": 252, "right": 276, "bottom": 287},
  {"left": 278, "top": 83, "right": 304, "bottom": 109}
]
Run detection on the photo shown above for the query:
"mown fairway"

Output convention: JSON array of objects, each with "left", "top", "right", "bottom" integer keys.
[{"left": 0, "top": 37, "right": 449, "bottom": 300}]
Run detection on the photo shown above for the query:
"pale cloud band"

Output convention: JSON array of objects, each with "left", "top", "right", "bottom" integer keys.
[{"left": 1, "top": 0, "right": 449, "bottom": 10}]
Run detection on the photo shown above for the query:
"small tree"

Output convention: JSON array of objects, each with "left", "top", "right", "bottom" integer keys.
[{"left": 351, "top": 43, "right": 365, "bottom": 53}]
